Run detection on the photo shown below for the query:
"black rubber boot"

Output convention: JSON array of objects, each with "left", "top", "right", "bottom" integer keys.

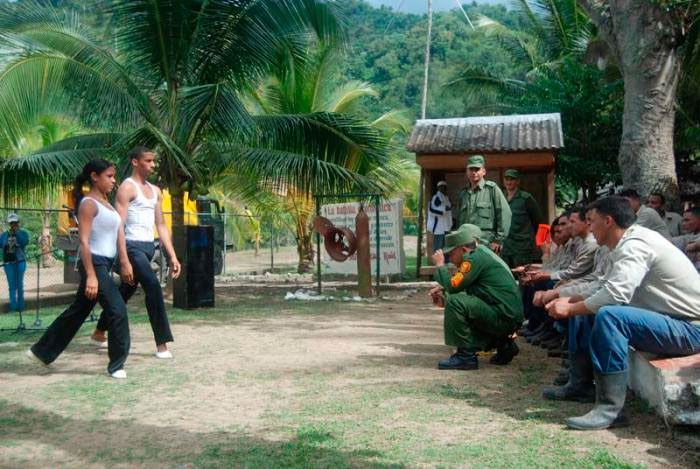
[
  {"left": 489, "top": 338, "right": 519, "bottom": 365},
  {"left": 542, "top": 353, "right": 595, "bottom": 402},
  {"left": 566, "top": 371, "right": 630, "bottom": 430},
  {"left": 522, "top": 323, "right": 545, "bottom": 337},
  {"left": 552, "top": 367, "right": 569, "bottom": 386},
  {"left": 438, "top": 349, "right": 478, "bottom": 370}
]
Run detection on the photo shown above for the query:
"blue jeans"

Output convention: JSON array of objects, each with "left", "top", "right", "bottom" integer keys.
[
  {"left": 4, "top": 261, "right": 26, "bottom": 311},
  {"left": 571, "top": 306, "right": 700, "bottom": 374}
]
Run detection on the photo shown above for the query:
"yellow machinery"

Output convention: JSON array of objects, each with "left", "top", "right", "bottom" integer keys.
[{"left": 57, "top": 188, "right": 198, "bottom": 236}]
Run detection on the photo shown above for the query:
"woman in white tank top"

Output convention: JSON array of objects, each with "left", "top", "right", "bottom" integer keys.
[{"left": 29, "top": 159, "right": 132, "bottom": 379}]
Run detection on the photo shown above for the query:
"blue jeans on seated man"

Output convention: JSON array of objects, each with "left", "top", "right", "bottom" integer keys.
[{"left": 570, "top": 306, "right": 700, "bottom": 374}]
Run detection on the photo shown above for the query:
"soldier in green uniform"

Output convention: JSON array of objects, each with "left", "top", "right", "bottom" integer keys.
[
  {"left": 458, "top": 155, "right": 511, "bottom": 253},
  {"left": 429, "top": 224, "right": 524, "bottom": 370},
  {"left": 500, "top": 169, "right": 545, "bottom": 268}
]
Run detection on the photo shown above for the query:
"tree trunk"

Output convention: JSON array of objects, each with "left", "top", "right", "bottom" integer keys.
[
  {"left": 296, "top": 213, "right": 314, "bottom": 274},
  {"left": 578, "top": 0, "right": 683, "bottom": 202}
]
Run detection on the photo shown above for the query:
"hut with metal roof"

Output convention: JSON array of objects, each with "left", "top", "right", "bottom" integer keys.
[{"left": 407, "top": 113, "right": 564, "bottom": 273}]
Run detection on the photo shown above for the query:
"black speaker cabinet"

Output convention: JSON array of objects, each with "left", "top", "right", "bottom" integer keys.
[{"left": 173, "top": 225, "right": 215, "bottom": 309}]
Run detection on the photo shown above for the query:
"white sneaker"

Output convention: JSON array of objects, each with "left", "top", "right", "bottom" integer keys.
[
  {"left": 155, "top": 350, "right": 173, "bottom": 359},
  {"left": 110, "top": 369, "right": 127, "bottom": 379},
  {"left": 91, "top": 338, "right": 109, "bottom": 348},
  {"left": 26, "top": 349, "right": 47, "bottom": 367}
]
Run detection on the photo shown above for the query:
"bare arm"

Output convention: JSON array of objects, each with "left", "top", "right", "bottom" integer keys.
[
  {"left": 78, "top": 200, "right": 99, "bottom": 300},
  {"left": 154, "top": 187, "right": 181, "bottom": 278},
  {"left": 115, "top": 183, "right": 135, "bottom": 285}
]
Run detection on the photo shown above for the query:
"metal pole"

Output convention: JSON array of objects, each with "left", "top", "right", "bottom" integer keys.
[
  {"left": 375, "top": 196, "right": 380, "bottom": 296},
  {"left": 34, "top": 256, "right": 41, "bottom": 327},
  {"left": 270, "top": 225, "right": 274, "bottom": 271},
  {"left": 416, "top": 0, "right": 432, "bottom": 280},
  {"left": 316, "top": 195, "right": 321, "bottom": 294},
  {"left": 222, "top": 212, "right": 227, "bottom": 275},
  {"left": 416, "top": 170, "right": 425, "bottom": 278}
]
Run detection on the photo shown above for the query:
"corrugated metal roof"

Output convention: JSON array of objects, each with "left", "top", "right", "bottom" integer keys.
[{"left": 406, "top": 113, "right": 564, "bottom": 154}]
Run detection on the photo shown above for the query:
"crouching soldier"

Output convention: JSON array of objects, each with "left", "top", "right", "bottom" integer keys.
[{"left": 429, "top": 224, "right": 524, "bottom": 370}]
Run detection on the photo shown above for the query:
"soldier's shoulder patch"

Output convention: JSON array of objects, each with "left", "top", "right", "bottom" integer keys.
[
  {"left": 459, "top": 261, "right": 472, "bottom": 274},
  {"left": 450, "top": 272, "right": 464, "bottom": 288}
]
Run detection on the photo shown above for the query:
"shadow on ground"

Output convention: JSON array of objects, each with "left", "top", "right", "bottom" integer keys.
[{"left": 0, "top": 400, "right": 401, "bottom": 468}]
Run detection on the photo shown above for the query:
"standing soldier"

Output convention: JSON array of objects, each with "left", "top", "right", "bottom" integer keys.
[
  {"left": 458, "top": 155, "right": 511, "bottom": 253},
  {"left": 427, "top": 181, "right": 452, "bottom": 251},
  {"left": 500, "top": 169, "right": 545, "bottom": 267},
  {"left": 429, "top": 224, "right": 523, "bottom": 370}
]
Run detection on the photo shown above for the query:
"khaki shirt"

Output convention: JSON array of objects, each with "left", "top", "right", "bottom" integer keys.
[
  {"left": 636, "top": 205, "right": 671, "bottom": 239},
  {"left": 663, "top": 211, "right": 682, "bottom": 237},
  {"left": 672, "top": 232, "right": 700, "bottom": 273},
  {"left": 559, "top": 245, "right": 611, "bottom": 297},
  {"left": 584, "top": 225, "right": 700, "bottom": 324},
  {"left": 434, "top": 245, "right": 523, "bottom": 322},
  {"left": 458, "top": 180, "right": 511, "bottom": 244},
  {"left": 548, "top": 233, "right": 597, "bottom": 281}
]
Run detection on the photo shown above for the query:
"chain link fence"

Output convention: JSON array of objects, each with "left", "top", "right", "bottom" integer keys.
[{"left": 0, "top": 206, "right": 299, "bottom": 318}]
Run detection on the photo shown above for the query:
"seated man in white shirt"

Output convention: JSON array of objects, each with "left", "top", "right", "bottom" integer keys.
[{"left": 543, "top": 196, "right": 700, "bottom": 431}]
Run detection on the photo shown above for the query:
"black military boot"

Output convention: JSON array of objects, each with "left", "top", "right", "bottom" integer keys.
[
  {"left": 542, "top": 353, "right": 595, "bottom": 402},
  {"left": 566, "top": 371, "right": 629, "bottom": 430},
  {"left": 489, "top": 338, "right": 519, "bottom": 365},
  {"left": 438, "top": 349, "right": 478, "bottom": 370}
]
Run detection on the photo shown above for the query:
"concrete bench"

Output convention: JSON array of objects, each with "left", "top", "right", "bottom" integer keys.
[{"left": 628, "top": 348, "right": 700, "bottom": 426}]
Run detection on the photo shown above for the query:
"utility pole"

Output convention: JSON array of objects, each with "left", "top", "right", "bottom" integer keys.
[{"left": 415, "top": 0, "right": 432, "bottom": 278}]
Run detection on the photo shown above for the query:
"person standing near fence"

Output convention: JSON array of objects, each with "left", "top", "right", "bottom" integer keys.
[
  {"left": 27, "top": 159, "right": 131, "bottom": 379},
  {"left": 90, "top": 146, "right": 181, "bottom": 359},
  {"left": 1, "top": 213, "right": 29, "bottom": 312}
]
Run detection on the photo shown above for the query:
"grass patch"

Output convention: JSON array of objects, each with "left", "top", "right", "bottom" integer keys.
[{"left": 0, "top": 295, "right": 679, "bottom": 468}]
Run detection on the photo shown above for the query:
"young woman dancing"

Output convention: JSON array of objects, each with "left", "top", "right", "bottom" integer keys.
[{"left": 27, "top": 159, "right": 131, "bottom": 379}]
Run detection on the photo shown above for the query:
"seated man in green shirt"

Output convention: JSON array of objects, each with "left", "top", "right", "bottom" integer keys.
[{"left": 429, "top": 224, "right": 524, "bottom": 370}]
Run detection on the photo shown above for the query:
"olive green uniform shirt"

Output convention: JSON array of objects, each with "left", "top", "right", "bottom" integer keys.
[
  {"left": 434, "top": 245, "right": 523, "bottom": 323},
  {"left": 458, "top": 180, "right": 512, "bottom": 244},
  {"left": 501, "top": 189, "right": 544, "bottom": 265}
]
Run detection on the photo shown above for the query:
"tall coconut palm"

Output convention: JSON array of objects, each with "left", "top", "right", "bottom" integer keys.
[
  {"left": 0, "top": 0, "right": 391, "bottom": 242},
  {"left": 449, "top": 0, "right": 593, "bottom": 110},
  {"left": 227, "top": 45, "right": 410, "bottom": 272}
]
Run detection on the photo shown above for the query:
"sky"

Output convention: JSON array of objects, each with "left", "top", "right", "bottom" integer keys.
[{"left": 364, "top": 0, "right": 509, "bottom": 14}]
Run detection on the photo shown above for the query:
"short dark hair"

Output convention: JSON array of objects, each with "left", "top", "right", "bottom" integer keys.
[
  {"left": 128, "top": 146, "right": 152, "bottom": 161},
  {"left": 618, "top": 188, "right": 640, "bottom": 200},
  {"left": 685, "top": 207, "right": 700, "bottom": 218},
  {"left": 586, "top": 196, "right": 636, "bottom": 229},
  {"left": 569, "top": 206, "right": 586, "bottom": 221},
  {"left": 648, "top": 192, "right": 665, "bottom": 204}
]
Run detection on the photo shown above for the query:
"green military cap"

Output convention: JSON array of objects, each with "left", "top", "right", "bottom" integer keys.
[
  {"left": 443, "top": 224, "right": 483, "bottom": 254},
  {"left": 467, "top": 155, "right": 485, "bottom": 168},
  {"left": 504, "top": 169, "right": 520, "bottom": 179}
]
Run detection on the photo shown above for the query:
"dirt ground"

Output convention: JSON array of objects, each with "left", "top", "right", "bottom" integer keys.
[{"left": 0, "top": 287, "right": 697, "bottom": 468}]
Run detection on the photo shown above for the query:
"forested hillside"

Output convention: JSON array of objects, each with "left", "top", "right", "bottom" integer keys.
[{"left": 337, "top": 0, "right": 524, "bottom": 119}]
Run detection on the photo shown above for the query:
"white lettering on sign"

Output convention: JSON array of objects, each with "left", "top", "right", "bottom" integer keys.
[{"left": 319, "top": 199, "right": 405, "bottom": 275}]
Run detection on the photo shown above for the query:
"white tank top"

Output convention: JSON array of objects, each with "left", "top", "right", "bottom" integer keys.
[
  {"left": 123, "top": 177, "right": 157, "bottom": 242},
  {"left": 80, "top": 196, "right": 121, "bottom": 258}
]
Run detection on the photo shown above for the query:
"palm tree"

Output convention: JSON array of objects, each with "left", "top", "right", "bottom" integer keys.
[
  {"left": 226, "top": 45, "right": 410, "bottom": 272},
  {"left": 0, "top": 0, "right": 390, "bottom": 242},
  {"left": 449, "top": 0, "right": 593, "bottom": 111}
]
